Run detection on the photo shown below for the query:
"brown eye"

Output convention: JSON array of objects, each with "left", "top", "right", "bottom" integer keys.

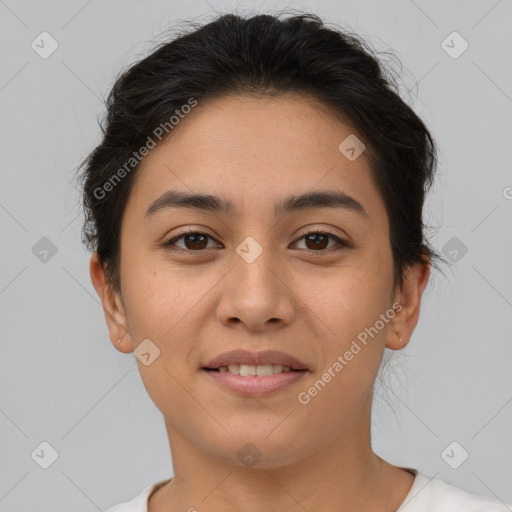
[
  {"left": 182, "top": 233, "right": 209, "bottom": 250},
  {"left": 304, "top": 233, "right": 329, "bottom": 250},
  {"left": 163, "top": 230, "right": 349, "bottom": 254},
  {"left": 293, "top": 231, "right": 349, "bottom": 252},
  {"left": 163, "top": 231, "right": 219, "bottom": 251}
]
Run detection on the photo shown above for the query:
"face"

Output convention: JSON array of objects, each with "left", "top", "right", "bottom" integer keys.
[{"left": 91, "top": 93, "right": 428, "bottom": 469}]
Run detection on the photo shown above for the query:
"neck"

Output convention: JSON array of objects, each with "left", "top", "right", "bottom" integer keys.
[{"left": 148, "top": 405, "right": 414, "bottom": 512}]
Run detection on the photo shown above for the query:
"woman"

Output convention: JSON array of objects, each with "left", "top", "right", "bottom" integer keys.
[{"left": 79, "top": 11, "right": 510, "bottom": 512}]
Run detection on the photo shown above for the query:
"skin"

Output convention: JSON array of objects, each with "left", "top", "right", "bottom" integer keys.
[{"left": 90, "top": 92, "right": 430, "bottom": 512}]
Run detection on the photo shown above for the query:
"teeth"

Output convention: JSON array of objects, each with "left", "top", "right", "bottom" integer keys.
[
  {"left": 228, "top": 364, "right": 240, "bottom": 374},
  {"left": 240, "top": 364, "right": 256, "bottom": 376},
  {"left": 256, "top": 364, "right": 273, "bottom": 376},
  {"left": 220, "top": 364, "right": 294, "bottom": 376},
  {"left": 272, "top": 364, "right": 283, "bottom": 374}
]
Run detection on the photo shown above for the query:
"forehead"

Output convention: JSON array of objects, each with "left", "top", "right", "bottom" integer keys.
[{"left": 124, "top": 93, "right": 387, "bottom": 226}]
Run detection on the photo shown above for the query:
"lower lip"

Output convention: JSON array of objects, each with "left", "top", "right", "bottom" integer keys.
[{"left": 202, "top": 369, "right": 308, "bottom": 397}]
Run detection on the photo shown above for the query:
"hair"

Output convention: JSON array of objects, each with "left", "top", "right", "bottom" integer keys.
[{"left": 77, "top": 10, "right": 445, "bottom": 295}]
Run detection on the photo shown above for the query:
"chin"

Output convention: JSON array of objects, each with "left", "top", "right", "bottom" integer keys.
[{"left": 205, "top": 429, "right": 309, "bottom": 470}]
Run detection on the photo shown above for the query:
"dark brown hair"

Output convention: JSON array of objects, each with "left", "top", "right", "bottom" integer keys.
[{"left": 77, "top": 11, "right": 444, "bottom": 293}]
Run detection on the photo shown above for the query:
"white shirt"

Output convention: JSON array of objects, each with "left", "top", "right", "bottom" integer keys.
[{"left": 104, "top": 468, "right": 511, "bottom": 511}]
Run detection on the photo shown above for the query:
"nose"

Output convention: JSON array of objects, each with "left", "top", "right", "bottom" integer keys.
[{"left": 215, "top": 243, "right": 296, "bottom": 332}]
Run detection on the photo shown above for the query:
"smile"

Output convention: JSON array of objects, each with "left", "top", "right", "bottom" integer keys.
[
  {"left": 202, "top": 366, "right": 308, "bottom": 397},
  {"left": 209, "top": 363, "right": 298, "bottom": 376}
]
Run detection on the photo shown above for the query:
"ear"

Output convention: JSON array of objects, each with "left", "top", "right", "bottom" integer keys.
[
  {"left": 386, "top": 259, "right": 431, "bottom": 350},
  {"left": 89, "top": 252, "right": 134, "bottom": 354}
]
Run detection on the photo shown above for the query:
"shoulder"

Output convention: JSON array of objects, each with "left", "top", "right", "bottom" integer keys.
[
  {"left": 104, "top": 478, "right": 172, "bottom": 512},
  {"left": 400, "top": 471, "right": 511, "bottom": 512}
]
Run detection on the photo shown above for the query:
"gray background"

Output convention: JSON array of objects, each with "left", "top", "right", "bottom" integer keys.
[{"left": 1, "top": 0, "right": 511, "bottom": 510}]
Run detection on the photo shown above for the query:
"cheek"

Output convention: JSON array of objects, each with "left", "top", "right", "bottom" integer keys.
[
  {"left": 293, "top": 273, "right": 390, "bottom": 431},
  {"left": 292, "top": 247, "right": 394, "bottom": 400},
  {"left": 122, "top": 261, "right": 203, "bottom": 415},
  {"left": 121, "top": 257, "right": 216, "bottom": 400},
  {"left": 121, "top": 252, "right": 202, "bottom": 338},
  {"left": 294, "top": 259, "right": 392, "bottom": 341}
]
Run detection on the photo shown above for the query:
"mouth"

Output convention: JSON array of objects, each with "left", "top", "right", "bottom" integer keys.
[
  {"left": 202, "top": 349, "right": 309, "bottom": 372},
  {"left": 201, "top": 350, "right": 309, "bottom": 397},
  {"left": 203, "top": 364, "right": 305, "bottom": 376}
]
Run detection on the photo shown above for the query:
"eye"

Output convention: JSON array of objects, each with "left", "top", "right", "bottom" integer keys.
[
  {"left": 162, "top": 229, "right": 349, "bottom": 253},
  {"left": 162, "top": 230, "right": 221, "bottom": 252},
  {"left": 292, "top": 231, "right": 350, "bottom": 252}
]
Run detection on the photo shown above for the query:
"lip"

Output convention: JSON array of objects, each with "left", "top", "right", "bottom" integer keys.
[
  {"left": 202, "top": 368, "right": 308, "bottom": 397},
  {"left": 202, "top": 349, "right": 309, "bottom": 371}
]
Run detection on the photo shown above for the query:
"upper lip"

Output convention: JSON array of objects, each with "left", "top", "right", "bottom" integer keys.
[{"left": 203, "top": 350, "right": 309, "bottom": 370}]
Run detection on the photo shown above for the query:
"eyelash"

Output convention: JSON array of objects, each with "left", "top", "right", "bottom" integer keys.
[{"left": 162, "top": 229, "right": 350, "bottom": 254}]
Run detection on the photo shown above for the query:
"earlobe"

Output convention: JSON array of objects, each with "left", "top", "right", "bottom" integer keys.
[
  {"left": 89, "top": 252, "right": 134, "bottom": 353},
  {"left": 386, "top": 259, "right": 431, "bottom": 351},
  {"left": 387, "top": 324, "right": 406, "bottom": 351}
]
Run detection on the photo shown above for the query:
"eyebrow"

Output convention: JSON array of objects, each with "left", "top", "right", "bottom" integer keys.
[{"left": 144, "top": 189, "right": 369, "bottom": 221}]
